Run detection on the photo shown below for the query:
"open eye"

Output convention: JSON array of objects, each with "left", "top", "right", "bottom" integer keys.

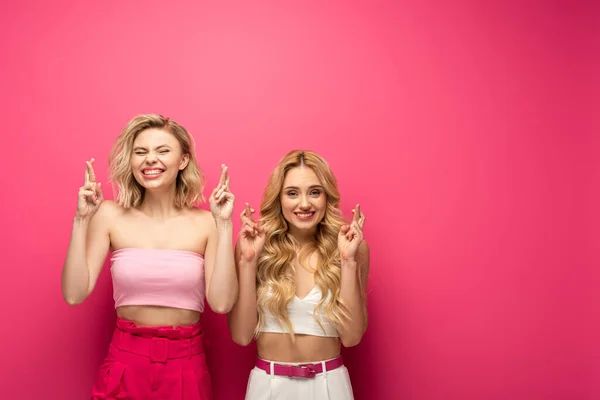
[{"left": 310, "top": 189, "right": 322, "bottom": 197}]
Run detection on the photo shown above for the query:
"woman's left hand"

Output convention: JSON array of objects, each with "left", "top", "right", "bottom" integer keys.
[
  {"left": 338, "top": 204, "right": 365, "bottom": 261},
  {"left": 209, "top": 164, "right": 235, "bottom": 221}
]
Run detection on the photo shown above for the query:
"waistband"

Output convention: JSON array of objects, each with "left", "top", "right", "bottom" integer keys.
[
  {"left": 116, "top": 317, "right": 202, "bottom": 338},
  {"left": 255, "top": 355, "right": 344, "bottom": 379},
  {"left": 112, "top": 318, "right": 205, "bottom": 363}
]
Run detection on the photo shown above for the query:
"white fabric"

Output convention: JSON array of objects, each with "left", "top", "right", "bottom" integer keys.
[
  {"left": 259, "top": 286, "right": 339, "bottom": 337},
  {"left": 245, "top": 358, "right": 354, "bottom": 400}
]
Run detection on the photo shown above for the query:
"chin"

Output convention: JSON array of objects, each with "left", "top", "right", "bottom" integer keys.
[
  {"left": 135, "top": 174, "right": 176, "bottom": 189},
  {"left": 289, "top": 222, "right": 320, "bottom": 234}
]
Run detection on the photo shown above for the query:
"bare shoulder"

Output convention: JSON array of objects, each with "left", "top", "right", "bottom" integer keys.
[
  {"left": 98, "top": 199, "right": 121, "bottom": 214},
  {"left": 93, "top": 200, "right": 123, "bottom": 222},
  {"left": 187, "top": 206, "right": 212, "bottom": 220},
  {"left": 187, "top": 207, "right": 216, "bottom": 229}
]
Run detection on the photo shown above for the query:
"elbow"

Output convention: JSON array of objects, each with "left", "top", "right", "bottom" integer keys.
[
  {"left": 211, "top": 304, "right": 233, "bottom": 314},
  {"left": 228, "top": 318, "right": 255, "bottom": 346},
  {"left": 61, "top": 278, "right": 91, "bottom": 306},
  {"left": 63, "top": 294, "right": 85, "bottom": 306},
  {"left": 62, "top": 286, "right": 87, "bottom": 306},
  {"left": 340, "top": 327, "right": 366, "bottom": 348},
  {"left": 208, "top": 292, "right": 238, "bottom": 314},
  {"left": 231, "top": 333, "right": 253, "bottom": 346},
  {"left": 209, "top": 299, "right": 235, "bottom": 314},
  {"left": 341, "top": 336, "right": 362, "bottom": 348}
]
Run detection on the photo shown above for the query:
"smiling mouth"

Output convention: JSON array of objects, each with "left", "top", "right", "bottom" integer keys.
[
  {"left": 142, "top": 169, "right": 164, "bottom": 176},
  {"left": 295, "top": 211, "right": 315, "bottom": 220}
]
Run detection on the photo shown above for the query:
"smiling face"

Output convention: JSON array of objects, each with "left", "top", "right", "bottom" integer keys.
[
  {"left": 130, "top": 128, "right": 189, "bottom": 191},
  {"left": 280, "top": 166, "right": 327, "bottom": 237}
]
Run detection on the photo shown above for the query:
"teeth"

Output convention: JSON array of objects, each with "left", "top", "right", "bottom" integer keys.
[
  {"left": 144, "top": 170, "right": 163, "bottom": 175},
  {"left": 297, "top": 213, "right": 313, "bottom": 218}
]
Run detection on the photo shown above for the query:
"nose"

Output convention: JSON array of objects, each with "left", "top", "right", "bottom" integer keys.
[
  {"left": 145, "top": 152, "right": 158, "bottom": 164},
  {"left": 299, "top": 195, "right": 311, "bottom": 210}
]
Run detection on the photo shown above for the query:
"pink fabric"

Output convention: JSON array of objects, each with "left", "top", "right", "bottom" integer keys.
[
  {"left": 110, "top": 248, "right": 206, "bottom": 312},
  {"left": 255, "top": 356, "right": 344, "bottom": 379},
  {"left": 91, "top": 318, "right": 212, "bottom": 400}
]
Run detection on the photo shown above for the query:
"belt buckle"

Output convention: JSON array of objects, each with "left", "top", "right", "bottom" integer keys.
[
  {"left": 150, "top": 337, "right": 169, "bottom": 363},
  {"left": 298, "top": 364, "right": 317, "bottom": 379}
]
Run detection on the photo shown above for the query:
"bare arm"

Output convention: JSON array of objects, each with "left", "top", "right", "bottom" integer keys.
[
  {"left": 204, "top": 217, "right": 238, "bottom": 314},
  {"left": 228, "top": 241, "right": 259, "bottom": 345},
  {"left": 228, "top": 204, "right": 264, "bottom": 346},
  {"left": 61, "top": 159, "right": 112, "bottom": 305},
  {"left": 338, "top": 241, "right": 370, "bottom": 347},
  {"left": 337, "top": 204, "right": 370, "bottom": 347},
  {"left": 204, "top": 164, "right": 238, "bottom": 314}
]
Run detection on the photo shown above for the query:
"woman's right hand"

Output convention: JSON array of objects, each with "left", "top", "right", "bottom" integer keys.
[
  {"left": 76, "top": 158, "right": 104, "bottom": 220},
  {"left": 238, "top": 203, "right": 265, "bottom": 262}
]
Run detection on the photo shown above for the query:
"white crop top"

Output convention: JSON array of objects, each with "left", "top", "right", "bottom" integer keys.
[{"left": 259, "top": 285, "right": 339, "bottom": 337}]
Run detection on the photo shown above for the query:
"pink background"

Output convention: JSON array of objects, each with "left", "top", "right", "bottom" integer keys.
[{"left": 1, "top": 1, "right": 598, "bottom": 399}]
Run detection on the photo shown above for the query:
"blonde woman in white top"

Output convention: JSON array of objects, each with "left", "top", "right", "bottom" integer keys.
[{"left": 228, "top": 150, "right": 370, "bottom": 400}]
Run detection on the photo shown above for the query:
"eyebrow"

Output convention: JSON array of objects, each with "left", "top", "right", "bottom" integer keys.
[
  {"left": 133, "top": 144, "right": 172, "bottom": 151},
  {"left": 283, "top": 185, "right": 324, "bottom": 190}
]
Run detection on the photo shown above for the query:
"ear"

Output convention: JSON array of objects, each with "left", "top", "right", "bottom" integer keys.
[{"left": 179, "top": 153, "right": 190, "bottom": 170}]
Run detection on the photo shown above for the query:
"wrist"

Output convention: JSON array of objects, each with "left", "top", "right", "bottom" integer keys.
[
  {"left": 215, "top": 219, "right": 233, "bottom": 229},
  {"left": 74, "top": 214, "right": 91, "bottom": 224},
  {"left": 239, "top": 258, "right": 258, "bottom": 269},
  {"left": 341, "top": 257, "right": 358, "bottom": 268}
]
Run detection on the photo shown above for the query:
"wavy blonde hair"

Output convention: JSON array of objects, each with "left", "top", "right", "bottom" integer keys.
[
  {"left": 109, "top": 114, "right": 205, "bottom": 208},
  {"left": 255, "top": 150, "right": 365, "bottom": 341}
]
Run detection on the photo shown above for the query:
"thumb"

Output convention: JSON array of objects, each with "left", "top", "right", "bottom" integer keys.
[
  {"left": 222, "top": 191, "right": 235, "bottom": 201},
  {"left": 257, "top": 221, "right": 266, "bottom": 236}
]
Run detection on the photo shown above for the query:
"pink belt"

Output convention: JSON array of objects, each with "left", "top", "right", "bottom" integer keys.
[{"left": 255, "top": 355, "right": 344, "bottom": 379}]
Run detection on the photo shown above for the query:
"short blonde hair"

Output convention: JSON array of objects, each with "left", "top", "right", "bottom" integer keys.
[{"left": 109, "top": 114, "right": 205, "bottom": 208}]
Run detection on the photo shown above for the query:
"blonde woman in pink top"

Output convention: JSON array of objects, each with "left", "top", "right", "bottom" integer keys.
[{"left": 61, "top": 114, "right": 237, "bottom": 400}]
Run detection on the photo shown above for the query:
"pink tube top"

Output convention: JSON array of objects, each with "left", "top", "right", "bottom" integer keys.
[{"left": 110, "top": 248, "right": 206, "bottom": 313}]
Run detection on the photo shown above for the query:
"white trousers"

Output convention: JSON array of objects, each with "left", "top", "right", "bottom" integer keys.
[{"left": 245, "top": 358, "right": 354, "bottom": 400}]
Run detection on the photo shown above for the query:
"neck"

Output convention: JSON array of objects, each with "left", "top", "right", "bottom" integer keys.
[
  {"left": 289, "top": 226, "right": 317, "bottom": 247},
  {"left": 139, "top": 185, "right": 179, "bottom": 219}
]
